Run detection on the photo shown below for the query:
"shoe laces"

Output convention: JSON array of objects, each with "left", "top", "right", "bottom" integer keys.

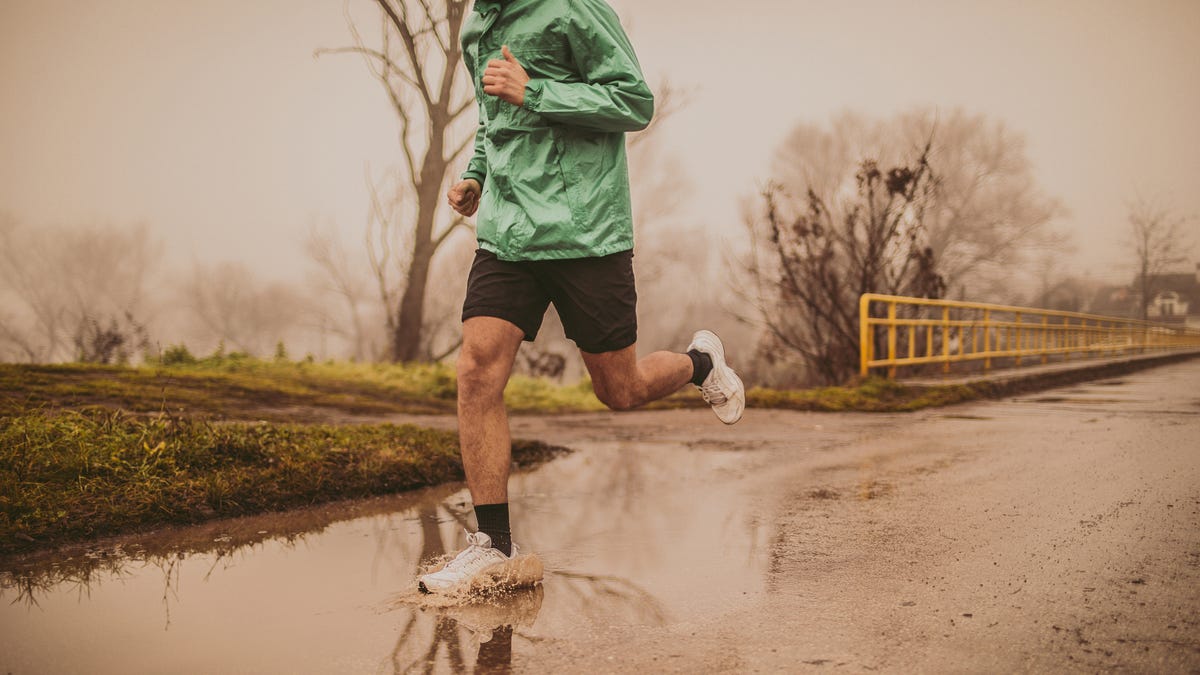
[
  {"left": 699, "top": 380, "right": 728, "bottom": 406},
  {"left": 443, "top": 531, "right": 503, "bottom": 574}
]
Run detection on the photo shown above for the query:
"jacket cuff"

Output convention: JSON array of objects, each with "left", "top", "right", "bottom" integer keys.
[
  {"left": 523, "top": 79, "right": 545, "bottom": 112},
  {"left": 462, "top": 169, "right": 486, "bottom": 185}
]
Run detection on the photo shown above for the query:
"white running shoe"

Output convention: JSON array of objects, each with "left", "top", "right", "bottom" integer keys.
[
  {"left": 688, "top": 330, "right": 745, "bottom": 425},
  {"left": 418, "top": 531, "right": 534, "bottom": 595}
]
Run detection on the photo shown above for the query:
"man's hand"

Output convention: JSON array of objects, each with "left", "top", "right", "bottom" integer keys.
[
  {"left": 447, "top": 178, "right": 482, "bottom": 217},
  {"left": 482, "top": 45, "right": 530, "bottom": 107}
]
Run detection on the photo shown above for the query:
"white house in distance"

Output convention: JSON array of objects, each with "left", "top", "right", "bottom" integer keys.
[
  {"left": 1147, "top": 290, "right": 1187, "bottom": 319},
  {"left": 1145, "top": 262, "right": 1200, "bottom": 329}
]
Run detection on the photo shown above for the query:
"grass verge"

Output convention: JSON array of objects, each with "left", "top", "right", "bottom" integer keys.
[
  {"left": 0, "top": 360, "right": 993, "bottom": 555},
  {"left": 2, "top": 362, "right": 989, "bottom": 421},
  {"left": 642, "top": 377, "right": 982, "bottom": 413},
  {"left": 0, "top": 361, "right": 603, "bottom": 422},
  {"left": 746, "top": 378, "right": 981, "bottom": 412},
  {"left": 0, "top": 409, "right": 566, "bottom": 555}
]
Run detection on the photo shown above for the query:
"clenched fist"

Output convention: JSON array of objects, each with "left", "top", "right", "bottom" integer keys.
[
  {"left": 482, "top": 45, "right": 530, "bottom": 106},
  {"left": 447, "top": 178, "right": 482, "bottom": 217}
]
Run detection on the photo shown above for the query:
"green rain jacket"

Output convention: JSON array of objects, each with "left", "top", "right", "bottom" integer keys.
[{"left": 461, "top": 0, "right": 654, "bottom": 261}]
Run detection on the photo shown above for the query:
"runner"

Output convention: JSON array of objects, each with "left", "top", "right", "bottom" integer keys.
[{"left": 419, "top": 0, "right": 745, "bottom": 594}]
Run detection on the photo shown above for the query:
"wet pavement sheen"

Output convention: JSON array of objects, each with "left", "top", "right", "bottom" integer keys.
[
  {"left": 3, "top": 359, "right": 1199, "bottom": 673},
  {"left": 1, "top": 439, "right": 777, "bottom": 673}
]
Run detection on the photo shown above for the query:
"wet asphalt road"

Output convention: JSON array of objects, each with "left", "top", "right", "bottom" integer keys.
[{"left": 2, "top": 359, "right": 1198, "bottom": 673}]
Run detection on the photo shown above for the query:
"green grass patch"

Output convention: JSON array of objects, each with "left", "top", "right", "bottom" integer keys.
[
  {"left": 643, "top": 377, "right": 984, "bottom": 413},
  {"left": 1, "top": 362, "right": 985, "bottom": 423},
  {"left": 0, "top": 360, "right": 604, "bottom": 422},
  {"left": 744, "top": 378, "right": 983, "bottom": 412},
  {"left": 0, "top": 409, "right": 565, "bottom": 555},
  {"left": 0, "top": 361, "right": 986, "bottom": 554}
]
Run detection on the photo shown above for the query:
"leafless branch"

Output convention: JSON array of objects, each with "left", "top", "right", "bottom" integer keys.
[{"left": 375, "top": 0, "right": 436, "bottom": 108}]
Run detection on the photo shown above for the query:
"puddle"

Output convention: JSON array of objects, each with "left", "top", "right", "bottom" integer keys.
[
  {"left": 386, "top": 586, "right": 547, "bottom": 673},
  {"left": 1028, "top": 397, "right": 1128, "bottom": 404},
  {"left": 0, "top": 440, "right": 773, "bottom": 674}
]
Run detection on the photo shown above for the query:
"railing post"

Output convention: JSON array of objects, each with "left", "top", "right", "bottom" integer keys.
[
  {"left": 1054, "top": 317, "right": 1059, "bottom": 356},
  {"left": 1014, "top": 311, "right": 1023, "bottom": 366},
  {"left": 970, "top": 313, "right": 977, "bottom": 358},
  {"left": 859, "top": 294, "right": 871, "bottom": 377},
  {"left": 1063, "top": 316, "right": 1071, "bottom": 361},
  {"left": 1041, "top": 315, "right": 1049, "bottom": 364},
  {"left": 942, "top": 306, "right": 951, "bottom": 373},
  {"left": 887, "top": 301, "right": 897, "bottom": 379},
  {"left": 926, "top": 312, "right": 934, "bottom": 361},
  {"left": 983, "top": 308, "right": 992, "bottom": 371}
]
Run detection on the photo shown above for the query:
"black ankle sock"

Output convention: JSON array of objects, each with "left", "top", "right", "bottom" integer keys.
[
  {"left": 688, "top": 349, "right": 713, "bottom": 386},
  {"left": 474, "top": 503, "right": 512, "bottom": 556}
]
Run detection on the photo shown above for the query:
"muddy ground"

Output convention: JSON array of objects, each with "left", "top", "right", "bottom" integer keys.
[
  {"left": 2, "top": 360, "right": 1198, "bottom": 673},
  {"left": 501, "top": 361, "right": 1200, "bottom": 673}
]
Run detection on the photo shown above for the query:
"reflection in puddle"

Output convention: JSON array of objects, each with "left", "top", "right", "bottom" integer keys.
[
  {"left": 0, "top": 440, "right": 772, "bottom": 673},
  {"left": 387, "top": 587, "right": 544, "bottom": 674}
]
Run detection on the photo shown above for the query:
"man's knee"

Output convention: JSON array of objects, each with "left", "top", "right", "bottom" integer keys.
[
  {"left": 593, "top": 384, "right": 640, "bottom": 412},
  {"left": 457, "top": 352, "right": 509, "bottom": 402}
]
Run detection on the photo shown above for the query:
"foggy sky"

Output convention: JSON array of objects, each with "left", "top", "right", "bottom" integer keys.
[{"left": 2, "top": 0, "right": 1198, "bottom": 286}]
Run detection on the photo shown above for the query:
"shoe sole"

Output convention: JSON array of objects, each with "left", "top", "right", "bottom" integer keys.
[
  {"left": 691, "top": 330, "right": 745, "bottom": 425},
  {"left": 715, "top": 369, "right": 745, "bottom": 425},
  {"left": 418, "top": 555, "right": 545, "bottom": 595},
  {"left": 418, "top": 575, "right": 538, "bottom": 596}
]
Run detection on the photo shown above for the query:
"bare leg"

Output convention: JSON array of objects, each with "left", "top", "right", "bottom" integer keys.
[
  {"left": 581, "top": 344, "right": 693, "bottom": 411},
  {"left": 458, "top": 316, "right": 525, "bottom": 504}
]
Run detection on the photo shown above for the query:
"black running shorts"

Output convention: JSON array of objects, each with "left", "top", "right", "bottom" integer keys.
[{"left": 461, "top": 248, "right": 637, "bottom": 354}]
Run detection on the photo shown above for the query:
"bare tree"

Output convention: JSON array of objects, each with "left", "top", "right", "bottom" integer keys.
[
  {"left": 318, "top": 0, "right": 474, "bottom": 362},
  {"left": 900, "top": 110, "right": 1065, "bottom": 301},
  {"left": 305, "top": 223, "right": 379, "bottom": 360},
  {"left": 770, "top": 110, "right": 1064, "bottom": 304},
  {"left": 1032, "top": 249, "right": 1092, "bottom": 313},
  {"left": 742, "top": 140, "right": 939, "bottom": 385},
  {"left": 1127, "top": 197, "right": 1191, "bottom": 320},
  {"left": 181, "top": 262, "right": 309, "bottom": 357},
  {"left": 742, "top": 109, "right": 1066, "bottom": 384},
  {"left": 0, "top": 216, "right": 159, "bottom": 363}
]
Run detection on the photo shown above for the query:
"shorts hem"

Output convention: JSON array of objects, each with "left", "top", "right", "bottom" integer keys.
[
  {"left": 461, "top": 307, "right": 539, "bottom": 342},
  {"left": 576, "top": 333, "right": 637, "bottom": 355}
]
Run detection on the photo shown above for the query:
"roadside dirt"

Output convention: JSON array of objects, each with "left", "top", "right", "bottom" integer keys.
[
  {"left": 509, "top": 364, "right": 1200, "bottom": 672},
  {"left": 3, "top": 361, "right": 1197, "bottom": 673}
]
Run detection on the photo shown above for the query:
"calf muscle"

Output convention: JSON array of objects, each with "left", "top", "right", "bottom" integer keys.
[
  {"left": 458, "top": 317, "right": 524, "bottom": 505},
  {"left": 583, "top": 345, "right": 692, "bottom": 411}
]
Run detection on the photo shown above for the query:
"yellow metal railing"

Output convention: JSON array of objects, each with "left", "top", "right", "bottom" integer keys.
[{"left": 859, "top": 293, "right": 1200, "bottom": 378}]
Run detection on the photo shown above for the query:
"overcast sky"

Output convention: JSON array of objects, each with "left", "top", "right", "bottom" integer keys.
[{"left": 2, "top": 0, "right": 1198, "bottom": 287}]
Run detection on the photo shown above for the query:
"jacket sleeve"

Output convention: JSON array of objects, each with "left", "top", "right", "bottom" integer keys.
[
  {"left": 522, "top": 0, "right": 654, "bottom": 133},
  {"left": 462, "top": 107, "right": 488, "bottom": 185}
]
